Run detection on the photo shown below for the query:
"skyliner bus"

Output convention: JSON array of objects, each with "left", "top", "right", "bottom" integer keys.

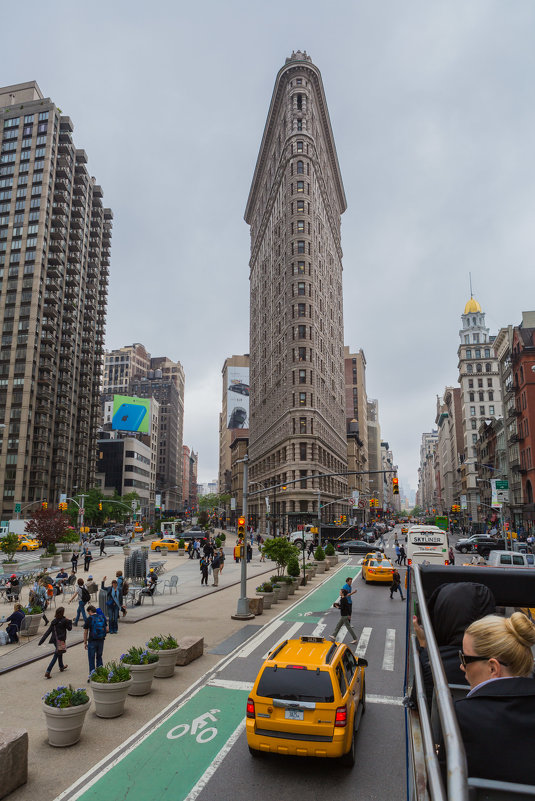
[{"left": 406, "top": 525, "right": 449, "bottom": 566}]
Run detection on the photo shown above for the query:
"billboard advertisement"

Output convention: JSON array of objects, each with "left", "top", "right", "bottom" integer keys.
[
  {"left": 112, "top": 395, "right": 150, "bottom": 433},
  {"left": 227, "top": 366, "right": 249, "bottom": 429}
]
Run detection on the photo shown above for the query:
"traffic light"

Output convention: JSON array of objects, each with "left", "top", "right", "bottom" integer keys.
[
  {"left": 374, "top": 499, "right": 379, "bottom": 508},
  {"left": 369, "top": 499, "right": 374, "bottom": 508},
  {"left": 392, "top": 477, "right": 399, "bottom": 495},
  {"left": 98, "top": 502, "right": 103, "bottom": 511},
  {"left": 237, "top": 516, "right": 246, "bottom": 539},
  {"left": 58, "top": 502, "right": 68, "bottom": 511},
  {"left": 42, "top": 501, "right": 48, "bottom": 509}
]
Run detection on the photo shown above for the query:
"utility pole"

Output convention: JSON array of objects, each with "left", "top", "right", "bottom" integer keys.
[{"left": 232, "top": 455, "right": 254, "bottom": 620}]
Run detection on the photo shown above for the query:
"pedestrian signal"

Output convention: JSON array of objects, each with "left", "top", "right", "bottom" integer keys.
[{"left": 392, "top": 477, "right": 399, "bottom": 495}]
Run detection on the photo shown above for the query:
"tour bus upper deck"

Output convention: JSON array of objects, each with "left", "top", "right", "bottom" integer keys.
[{"left": 405, "top": 564, "right": 535, "bottom": 801}]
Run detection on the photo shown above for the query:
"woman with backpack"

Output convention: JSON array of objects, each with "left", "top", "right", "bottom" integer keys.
[
  {"left": 101, "top": 576, "right": 123, "bottom": 633},
  {"left": 69, "top": 577, "right": 89, "bottom": 625},
  {"left": 39, "top": 606, "right": 72, "bottom": 678}
]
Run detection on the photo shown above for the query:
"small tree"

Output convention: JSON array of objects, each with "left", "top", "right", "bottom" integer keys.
[
  {"left": 261, "top": 537, "right": 299, "bottom": 576},
  {"left": 1, "top": 533, "right": 20, "bottom": 562},
  {"left": 25, "top": 509, "right": 72, "bottom": 554},
  {"left": 314, "top": 545, "right": 325, "bottom": 562},
  {"left": 325, "top": 542, "right": 335, "bottom": 556}
]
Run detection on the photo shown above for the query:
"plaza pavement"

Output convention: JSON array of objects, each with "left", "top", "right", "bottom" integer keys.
[{"left": 1, "top": 540, "right": 332, "bottom": 801}]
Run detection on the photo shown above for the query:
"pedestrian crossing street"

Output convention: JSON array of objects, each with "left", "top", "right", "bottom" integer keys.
[{"left": 236, "top": 617, "right": 398, "bottom": 672}]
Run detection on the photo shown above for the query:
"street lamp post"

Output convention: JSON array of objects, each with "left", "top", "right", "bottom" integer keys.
[{"left": 232, "top": 455, "right": 254, "bottom": 620}]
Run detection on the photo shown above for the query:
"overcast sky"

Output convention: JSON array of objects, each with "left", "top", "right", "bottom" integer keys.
[{"left": 4, "top": 1, "right": 535, "bottom": 490}]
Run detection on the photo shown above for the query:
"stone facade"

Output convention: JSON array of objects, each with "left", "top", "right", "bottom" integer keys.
[
  {"left": 219, "top": 354, "right": 249, "bottom": 494},
  {"left": 0, "top": 81, "right": 111, "bottom": 517},
  {"left": 245, "top": 52, "right": 348, "bottom": 532}
]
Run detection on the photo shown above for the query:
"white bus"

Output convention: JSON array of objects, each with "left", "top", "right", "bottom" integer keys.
[{"left": 406, "top": 525, "right": 449, "bottom": 566}]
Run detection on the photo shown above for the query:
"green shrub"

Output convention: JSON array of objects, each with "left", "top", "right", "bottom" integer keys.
[
  {"left": 178, "top": 539, "right": 185, "bottom": 548},
  {"left": 219, "top": 532, "right": 226, "bottom": 542},
  {"left": 120, "top": 646, "right": 159, "bottom": 665},
  {"left": 256, "top": 582, "right": 273, "bottom": 593},
  {"left": 314, "top": 545, "right": 325, "bottom": 562},
  {"left": 147, "top": 634, "right": 178, "bottom": 650},
  {"left": 324, "top": 542, "right": 335, "bottom": 556},
  {"left": 43, "top": 685, "right": 89, "bottom": 708},
  {"left": 287, "top": 557, "right": 300, "bottom": 577},
  {"left": 215, "top": 537, "right": 222, "bottom": 548},
  {"left": 90, "top": 661, "right": 131, "bottom": 683}
]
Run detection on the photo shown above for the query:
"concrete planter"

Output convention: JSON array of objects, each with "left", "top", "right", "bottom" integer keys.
[
  {"left": 291, "top": 578, "right": 301, "bottom": 591},
  {"left": 39, "top": 557, "right": 53, "bottom": 569},
  {"left": 2, "top": 561, "right": 19, "bottom": 572},
  {"left": 123, "top": 547, "right": 131, "bottom": 556},
  {"left": 160, "top": 548, "right": 168, "bottom": 557},
  {"left": 127, "top": 661, "right": 159, "bottom": 696},
  {"left": 149, "top": 646, "right": 180, "bottom": 678},
  {"left": 285, "top": 580, "right": 296, "bottom": 596},
  {"left": 325, "top": 555, "right": 337, "bottom": 567},
  {"left": 90, "top": 678, "right": 132, "bottom": 718},
  {"left": 51, "top": 554, "right": 62, "bottom": 567},
  {"left": 313, "top": 561, "right": 326, "bottom": 574},
  {"left": 179, "top": 549, "right": 185, "bottom": 556},
  {"left": 61, "top": 551, "right": 72, "bottom": 563},
  {"left": 42, "top": 700, "right": 90, "bottom": 747},
  {"left": 256, "top": 591, "right": 273, "bottom": 609},
  {"left": 248, "top": 596, "right": 264, "bottom": 616},
  {"left": 23, "top": 613, "right": 42, "bottom": 637},
  {"left": 271, "top": 585, "right": 281, "bottom": 603},
  {"left": 276, "top": 581, "right": 290, "bottom": 600},
  {"left": 305, "top": 566, "right": 316, "bottom": 578}
]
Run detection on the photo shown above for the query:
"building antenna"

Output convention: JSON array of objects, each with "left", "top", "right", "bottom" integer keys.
[{"left": 469, "top": 272, "right": 473, "bottom": 299}]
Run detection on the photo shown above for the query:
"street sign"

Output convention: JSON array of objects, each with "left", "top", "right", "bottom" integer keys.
[
  {"left": 358, "top": 500, "right": 365, "bottom": 509},
  {"left": 14, "top": 503, "right": 21, "bottom": 514},
  {"left": 131, "top": 500, "right": 137, "bottom": 510}
]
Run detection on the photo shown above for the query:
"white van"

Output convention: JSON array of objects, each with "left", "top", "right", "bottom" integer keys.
[{"left": 487, "top": 550, "right": 535, "bottom": 568}]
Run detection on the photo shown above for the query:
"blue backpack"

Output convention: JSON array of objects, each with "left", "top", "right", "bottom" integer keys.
[{"left": 90, "top": 614, "right": 106, "bottom": 640}]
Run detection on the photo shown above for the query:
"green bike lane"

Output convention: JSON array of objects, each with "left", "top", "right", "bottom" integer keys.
[{"left": 61, "top": 562, "right": 360, "bottom": 801}]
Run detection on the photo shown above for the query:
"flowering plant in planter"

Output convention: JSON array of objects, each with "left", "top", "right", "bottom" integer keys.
[
  {"left": 43, "top": 685, "right": 89, "bottom": 708},
  {"left": 22, "top": 604, "right": 43, "bottom": 615},
  {"left": 256, "top": 582, "right": 274, "bottom": 593},
  {"left": 147, "top": 634, "right": 178, "bottom": 650},
  {"left": 120, "top": 646, "right": 159, "bottom": 665},
  {"left": 90, "top": 661, "right": 131, "bottom": 683}
]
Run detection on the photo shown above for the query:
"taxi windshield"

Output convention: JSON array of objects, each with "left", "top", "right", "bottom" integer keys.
[{"left": 257, "top": 666, "right": 334, "bottom": 703}]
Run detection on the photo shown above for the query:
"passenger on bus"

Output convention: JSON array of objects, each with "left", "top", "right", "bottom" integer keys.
[
  {"left": 413, "top": 582, "right": 495, "bottom": 705},
  {"left": 455, "top": 612, "right": 535, "bottom": 785}
]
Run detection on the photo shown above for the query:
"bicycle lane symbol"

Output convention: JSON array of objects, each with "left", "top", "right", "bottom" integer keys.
[{"left": 167, "top": 708, "right": 220, "bottom": 744}]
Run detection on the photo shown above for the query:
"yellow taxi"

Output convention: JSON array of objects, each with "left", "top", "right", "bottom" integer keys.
[
  {"left": 16, "top": 535, "right": 39, "bottom": 552},
  {"left": 401, "top": 525, "right": 408, "bottom": 534},
  {"left": 134, "top": 524, "right": 144, "bottom": 534},
  {"left": 246, "top": 635, "right": 366, "bottom": 765},
  {"left": 150, "top": 537, "right": 180, "bottom": 552},
  {"left": 362, "top": 554, "right": 394, "bottom": 584}
]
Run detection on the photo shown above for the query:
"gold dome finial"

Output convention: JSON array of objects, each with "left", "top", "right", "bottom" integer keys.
[{"left": 464, "top": 297, "right": 482, "bottom": 314}]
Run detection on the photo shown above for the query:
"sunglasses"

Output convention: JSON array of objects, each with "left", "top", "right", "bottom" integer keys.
[{"left": 459, "top": 650, "right": 509, "bottom": 668}]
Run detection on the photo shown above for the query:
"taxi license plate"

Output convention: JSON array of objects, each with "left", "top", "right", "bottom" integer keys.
[{"left": 285, "top": 709, "right": 304, "bottom": 721}]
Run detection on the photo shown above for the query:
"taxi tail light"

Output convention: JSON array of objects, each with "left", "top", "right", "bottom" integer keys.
[
  {"left": 246, "top": 698, "right": 255, "bottom": 719},
  {"left": 335, "top": 705, "right": 348, "bottom": 727}
]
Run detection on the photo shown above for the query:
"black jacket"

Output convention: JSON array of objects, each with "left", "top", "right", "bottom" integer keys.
[
  {"left": 39, "top": 616, "right": 72, "bottom": 646},
  {"left": 455, "top": 677, "right": 535, "bottom": 785},
  {"left": 339, "top": 596, "right": 351, "bottom": 617}
]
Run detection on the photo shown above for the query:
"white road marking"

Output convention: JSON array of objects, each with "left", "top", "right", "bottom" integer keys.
[
  {"left": 184, "top": 720, "right": 246, "bottom": 801},
  {"left": 355, "top": 626, "right": 372, "bottom": 657},
  {"left": 262, "top": 622, "right": 303, "bottom": 658},
  {"left": 367, "top": 694, "right": 404, "bottom": 706},
  {"left": 311, "top": 621, "right": 327, "bottom": 637},
  {"left": 235, "top": 619, "right": 285, "bottom": 658},
  {"left": 208, "top": 678, "right": 254, "bottom": 692},
  {"left": 382, "top": 628, "right": 396, "bottom": 671}
]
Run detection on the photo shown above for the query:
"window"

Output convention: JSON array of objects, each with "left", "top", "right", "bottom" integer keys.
[
  {"left": 468, "top": 379, "right": 473, "bottom": 388},
  {"left": 476, "top": 363, "right": 482, "bottom": 373},
  {"left": 467, "top": 364, "right": 473, "bottom": 373},
  {"left": 464, "top": 335, "right": 469, "bottom": 344},
  {"left": 296, "top": 160, "right": 304, "bottom": 174},
  {"left": 296, "top": 181, "right": 304, "bottom": 193},
  {"left": 479, "top": 392, "right": 484, "bottom": 401},
  {"left": 297, "top": 282, "right": 305, "bottom": 295},
  {"left": 297, "top": 303, "right": 306, "bottom": 317},
  {"left": 297, "top": 261, "right": 305, "bottom": 274},
  {"left": 297, "top": 200, "right": 304, "bottom": 213},
  {"left": 475, "top": 349, "right": 481, "bottom": 358},
  {"left": 299, "top": 442, "right": 307, "bottom": 460},
  {"left": 478, "top": 378, "right": 483, "bottom": 387},
  {"left": 470, "top": 406, "right": 476, "bottom": 416},
  {"left": 299, "top": 417, "right": 307, "bottom": 433},
  {"left": 299, "top": 392, "right": 306, "bottom": 406},
  {"left": 473, "top": 334, "right": 479, "bottom": 343},
  {"left": 469, "top": 392, "right": 474, "bottom": 401},
  {"left": 485, "top": 363, "right": 491, "bottom": 373},
  {"left": 296, "top": 119, "right": 302, "bottom": 131},
  {"left": 298, "top": 347, "right": 306, "bottom": 362},
  {"left": 488, "top": 391, "right": 494, "bottom": 401},
  {"left": 480, "top": 406, "right": 485, "bottom": 415},
  {"left": 297, "top": 219, "right": 304, "bottom": 232},
  {"left": 466, "top": 349, "right": 472, "bottom": 358},
  {"left": 487, "top": 378, "right": 492, "bottom": 387},
  {"left": 472, "top": 434, "right": 478, "bottom": 444},
  {"left": 296, "top": 140, "right": 303, "bottom": 152},
  {"left": 297, "top": 240, "right": 305, "bottom": 253},
  {"left": 489, "top": 405, "right": 495, "bottom": 415},
  {"left": 297, "top": 325, "right": 306, "bottom": 338},
  {"left": 296, "top": 94, "right": 303, "bottom": 110},
  {"left": 471, "top": 420, "right": 477, "bottom": 430},
  {"left": 484, "top": 348, "right": 490, "bottom": 358}
]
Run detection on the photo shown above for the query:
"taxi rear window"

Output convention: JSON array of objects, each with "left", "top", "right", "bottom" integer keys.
[{"left": 257, "top": 666, "right": 334, "bottom": 703}]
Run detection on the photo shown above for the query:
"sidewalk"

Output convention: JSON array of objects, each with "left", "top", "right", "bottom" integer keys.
[{"left": 2, "top": 547, "right": 338, "bottom": 801}]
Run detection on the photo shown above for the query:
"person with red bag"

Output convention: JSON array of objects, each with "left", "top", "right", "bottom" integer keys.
[{"left": 38, "top": 606, "right": 72, "bottom": 679}]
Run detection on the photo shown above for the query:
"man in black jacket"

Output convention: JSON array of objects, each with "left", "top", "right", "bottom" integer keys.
[{"left": 328, "top": 589, "right": 358, "bottom": 643}]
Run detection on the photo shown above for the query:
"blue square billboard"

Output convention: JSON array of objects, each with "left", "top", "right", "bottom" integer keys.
[{"left": 112, "top": 395, "right": 150, "bottom": 433}]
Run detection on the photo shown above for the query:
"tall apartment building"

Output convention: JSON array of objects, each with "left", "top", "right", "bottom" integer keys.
[
  {"left": 0, "top": 82, "right": 111, "bottom": 517},
  {"left": 245, "top": 52, "right": 348, "bottom": 532},
  {"left": 344, "top": 347, "right": 369, "bottom": 497},
  {"left": 367, "top": 399, "right": 382, "bottom": 503},
  {"left": 457, "top": 297, "right": 502, "bottom": 521},
  {"left": 219, "top": 354, "right": 250, "bottom": 494}
]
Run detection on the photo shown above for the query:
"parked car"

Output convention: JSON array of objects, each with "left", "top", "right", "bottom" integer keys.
[
  {"left": 472, "top": 538, "right": 507, "bottom": 558},
  {"left": 334, "top": 540, "right": 384, "bottom": 556},
  {"left": 454, "top": 534, "right": 497, "bottom": 554},
  {"left": 486, "top": 550, "right": 535, "bottom": 567},
  {"left": 92, "top": 534, "right": 129, "bottom": 547}
]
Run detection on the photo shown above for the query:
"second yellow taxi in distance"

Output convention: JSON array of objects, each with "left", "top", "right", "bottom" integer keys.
[
  {"left": 362, "top": 554, "right": 395, "bottom": 584},
  {"left": 246, "top": 635, "right": 367, "bottom": 766},
  {"left": 16, "top": 535, "right": 39, "bottom": 551},
  {"left": 150, "top": 537, "right": 180, "bottom": 552}
]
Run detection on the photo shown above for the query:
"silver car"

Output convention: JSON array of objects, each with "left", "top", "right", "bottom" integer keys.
[{"left": 93, "top": 534, "right": 129, "bottom": 547}]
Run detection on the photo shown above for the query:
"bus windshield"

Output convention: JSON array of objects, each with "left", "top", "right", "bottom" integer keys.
[{"left": 406, "top": 526, "right": 448, "bottom": 566}]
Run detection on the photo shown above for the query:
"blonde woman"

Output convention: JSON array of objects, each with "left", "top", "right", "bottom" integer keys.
[{"left": 455, "top": 612, "right": 535, "bottom": 785}]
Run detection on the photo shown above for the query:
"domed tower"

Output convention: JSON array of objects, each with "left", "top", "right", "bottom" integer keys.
[
  {"left": 457, "top": 295, "right": 502, "bottom": 524},
  {"left": 245, "top": 52, "right": 348, "bottom": 535}
]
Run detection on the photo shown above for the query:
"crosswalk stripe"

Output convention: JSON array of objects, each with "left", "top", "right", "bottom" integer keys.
[
  {"left": 311, "top": 622, "right": 327, "bottom": 638},
  {"left": 235, "top": 619, "right": 285, "bottom": 658},
  {"left": 355, "top": 627, "right": 372, "bottom": 657},
  {"left": 382, "top": 628, "right": 396, "bottom": 671},
  {"left": 262, "top": 622, "right": 303, "bottom": 658}
]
